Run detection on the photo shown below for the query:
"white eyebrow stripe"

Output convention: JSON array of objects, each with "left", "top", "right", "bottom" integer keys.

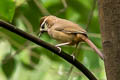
[{"left": 41, "top": 16, "right": 49, "bottom": 27}]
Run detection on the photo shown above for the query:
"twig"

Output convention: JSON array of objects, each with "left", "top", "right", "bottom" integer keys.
[
  {"left": 61, "top": 0, "right": 67, "bottom": 8},
  {"left": 0, "top": 20, "right": 97, "bottom": 80},
  {"left": 86, "top": 0, "right": 97, "bottom": 31},
  {"left": 33, "top": 0, "right": 50, "bottom": 16},
  {"left": 0, "top": 31, "right": 21, "bottom": 47},
  {"left": 55, "top": 0, "right": 68, "bottom": 15},
  {"left": 66, "top": 43, "right": 81, "bottom": 80},
  {"left": 66, "top": 66, "right": 74, "bottom": 80},
  {"left": 88, "top": 33, "right": 101, "bottom": 38},
  {"left": 20, "top": 14, "right": 33, "bottom": 33}
]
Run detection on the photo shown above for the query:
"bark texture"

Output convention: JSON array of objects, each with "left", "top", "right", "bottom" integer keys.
[{"left": 98, "top": 0, "right": 120, "bottom": 80}]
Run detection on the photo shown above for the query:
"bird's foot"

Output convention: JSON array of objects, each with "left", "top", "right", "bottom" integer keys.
[
  {"left": 56, "top": 46, "right": 61, "bottom": 53},
  {"left": 71, "top": 54, "right": 76, "bottom": 61}
]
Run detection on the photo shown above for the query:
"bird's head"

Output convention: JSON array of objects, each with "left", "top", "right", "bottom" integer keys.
[{"left": 40, "top": 16, "right": 57, "bottom": 32}]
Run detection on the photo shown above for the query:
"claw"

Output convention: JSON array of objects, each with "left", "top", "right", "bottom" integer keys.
[
  {"left": 71, "top": 54, "right": 75, "bottom": 61},
  {"left": 56, "top": 46, "right": 61, "bottom": 53}
]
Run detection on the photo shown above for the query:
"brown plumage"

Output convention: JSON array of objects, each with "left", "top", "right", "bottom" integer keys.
[{"left": 40, "top": 16, "right": 104, "bottom": 60}]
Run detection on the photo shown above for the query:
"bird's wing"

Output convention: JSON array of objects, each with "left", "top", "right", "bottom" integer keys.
[{"left": 54, "top": 25, "right": 87, "bottom": 34}]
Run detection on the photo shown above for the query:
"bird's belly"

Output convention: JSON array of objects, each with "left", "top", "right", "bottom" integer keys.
[{"left": 48, "top": 30, "right": 75, "bottom": 43}]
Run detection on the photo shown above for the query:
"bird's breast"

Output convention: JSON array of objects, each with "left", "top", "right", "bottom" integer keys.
[{"left": 48, "top": 29, "right": 75, "bottom": 43}]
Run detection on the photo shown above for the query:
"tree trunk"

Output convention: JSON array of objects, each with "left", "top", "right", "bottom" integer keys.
[{"left": 98, "top": 0, "right": 120, "bottom": 80}]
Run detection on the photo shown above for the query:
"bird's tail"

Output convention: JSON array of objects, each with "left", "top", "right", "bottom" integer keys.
[
  {"left": 77, "top": 34, "right": 104, "bottom": 60},
  {"left": 85, "top": 38, "right": 104, "bottom": 60}
]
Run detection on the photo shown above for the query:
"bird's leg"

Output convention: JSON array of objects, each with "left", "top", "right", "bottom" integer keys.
[
  {"left": 71, "top": 43, "right": 79, "bottom": 60},
  {"left": 55, "top": 42, "right": 71, "bottom": 53},
  {"left": 56, "top": 42, "right": 71, "bottom": 47}
]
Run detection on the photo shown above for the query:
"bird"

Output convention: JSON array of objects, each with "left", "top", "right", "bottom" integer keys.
[{"left": 39, "top": 15, "right": 104, "bottom": 60}]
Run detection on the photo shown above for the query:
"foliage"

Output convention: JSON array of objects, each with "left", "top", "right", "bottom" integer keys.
[{"left": 0, "top": 0, "right": 106, "bottom": 80}]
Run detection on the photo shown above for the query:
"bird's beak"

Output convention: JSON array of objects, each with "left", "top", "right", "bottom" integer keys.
[{"left": 39, "top": 23, "right": 48, "bottom": 38}]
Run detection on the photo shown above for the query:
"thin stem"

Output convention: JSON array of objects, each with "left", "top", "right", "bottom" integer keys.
[
  {"left": 33, "top": 0, "right": 50, "bottom": 16},
  {"left": 86, "top": 0, "right": 97, "bottom": 31}
]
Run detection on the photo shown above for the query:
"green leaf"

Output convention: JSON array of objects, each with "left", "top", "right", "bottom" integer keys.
[
  {"left": 21, "top": 62, "right": 35, "bottom": 70},
  {"left": 0, "top": 0, "right": 15, "bottom": 22},
  {"left": 30, "top": 53, "right": 40, "bottom": 65},
  {"left": 1, "top": 54, "right": 16, "bottom": 79}
]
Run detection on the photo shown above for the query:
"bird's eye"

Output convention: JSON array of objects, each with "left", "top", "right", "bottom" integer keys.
[
  {"left": 41, "top": 23, "right": 45, "bottom": 29},
  {"left": 40, "top": 23, "right": 48, "bottom": 32}
]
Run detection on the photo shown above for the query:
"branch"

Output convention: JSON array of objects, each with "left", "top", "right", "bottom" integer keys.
[
  {"left": 86, "top": 0, "right": 97, "bottom": 31},
  {"left": 0, "top": 20, "right": 97, "bottom": 80}
]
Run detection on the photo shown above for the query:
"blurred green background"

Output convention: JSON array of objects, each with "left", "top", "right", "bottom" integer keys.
[{"left": 0, "top": 0, "right": 106, "bottom": 80}]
